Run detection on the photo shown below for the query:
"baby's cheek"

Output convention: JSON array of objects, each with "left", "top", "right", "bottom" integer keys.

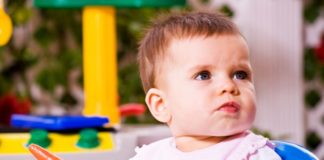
[{"left": 244, "top": 106, "right": 256, "bottom": 125}]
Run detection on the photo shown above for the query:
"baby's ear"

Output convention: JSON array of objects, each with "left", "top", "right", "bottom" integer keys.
[{"left": 145, "top": 88, "right": 171, "bottom": 123}]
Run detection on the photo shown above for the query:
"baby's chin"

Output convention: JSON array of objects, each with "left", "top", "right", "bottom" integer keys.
[
  {"left": 171, "top": 122, "right": 253, "bottom": 138},
  {"left": 174, "top": 127, "right": 250, "bottom": 138},
  {"left": 213, "top": 130, "right": 247, "bottom": 137},
  {"left": 199, "top": 124, "right": 252, "bottom": 137}
]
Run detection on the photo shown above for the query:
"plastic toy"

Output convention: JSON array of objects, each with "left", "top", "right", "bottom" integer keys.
[
  {"left": 29, "top": 144, "right": 61, "bottom": 160},
  {"left": 119, "top": 103, "right": 146, "bottom": 117},
  {"left": 10, "top": 104, "right": 145, "bottom": 130},
  {"left": 11, "top": 114, "right": 109, "bottom": 130},
  {"left": 273, "top": 140, "right": 319, "bottom": 160},
  {"left": 0, "top": 0, "right": 12, "bottom": 46}
]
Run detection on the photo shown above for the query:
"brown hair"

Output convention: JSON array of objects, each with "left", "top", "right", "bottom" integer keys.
[{"left": 138, "top": 12, "right": 240, "bottom": 92}]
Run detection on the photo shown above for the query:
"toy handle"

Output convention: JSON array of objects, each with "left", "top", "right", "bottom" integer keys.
[
  {"left": 120, "top": 103, "right": 146, "bottom": 117},
  {"left": 28, "top": 144, "right": 61, "bottom": 160}
]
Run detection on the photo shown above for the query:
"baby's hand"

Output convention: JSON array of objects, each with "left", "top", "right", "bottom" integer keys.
[{"left": 28, "top": 144, "right": 61, "bottom": 160}]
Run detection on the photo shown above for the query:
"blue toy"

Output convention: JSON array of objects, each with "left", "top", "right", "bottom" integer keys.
[
  {"left": 273, "top": 140, "right": 319, "bottom": 160},
  {"left": 11, "top": 114, "right": 109, "bottom": 130}
]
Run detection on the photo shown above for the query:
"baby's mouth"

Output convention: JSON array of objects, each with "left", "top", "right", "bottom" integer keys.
[{"left": 217, "top": 101, "right": 240, "bottom": 113}]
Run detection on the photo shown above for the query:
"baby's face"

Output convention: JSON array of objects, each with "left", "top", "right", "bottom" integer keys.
[{"left": 158, "top": 34, "right": 256, "bottom": 137}]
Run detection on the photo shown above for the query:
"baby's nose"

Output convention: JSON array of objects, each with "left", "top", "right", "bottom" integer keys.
[{"left": 216, "top": 77, "right": 239, "bottom": 96}]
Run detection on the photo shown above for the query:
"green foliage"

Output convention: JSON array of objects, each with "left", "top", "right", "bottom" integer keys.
[
  {"left": 303, "top": 1, "right": 324, "bottom": 111},
  {"left": 12, "top": 7, "right": 32, "bottom": 25},
  {"left": 303, "top": 47, "right": 323, "bottom": 110},
  {"left": 7, "top": 0, "right": 32, "bottom": 26},
  {"left": 116, "top": 8, "right": 168, "bottom": 55},
  {"left": 60, "top": 92, "right": 77, "bottom": 106},
  {"left": 304, "top": 48, "right": 318, "bottom": 81},
  {"left": 0, "top": 76, "right": 10, "bottom": 95},
  {"left": 33, "top": 26, "right": 57, "bottom": 48},
  {"left": 116, "top": 8, "right": 168, "bottom": 106},
  {"left": 306, "top": 131, "right": 322, "bottom": 150},
  {"left": 123, "top": 116, "right": 141, "bottom": 124},
  {"left": 303, "top": 0, "right": 324, "bottom": 151},
  {"left": 0, "top": 47, "right": 37, "bottom": 97},
  {"left": 199, "top": 0, "right": 210, "bottom": 5},
  {"left": 1, "top": 1, "right": 83, "bottom": 101},
  {"left": 1, "top": 1, "right": 183, "bottom": 123},
  {"left": 304, "top": 4, "right": 321, "bottom": 23},
  {"left": 35, "top": 50, "right": 82, "bottom": 93},
  {"left": 36, "top": 62, "right": 67, "bottom": 92},
  {"left": 219, "top": 4, "right": 234, "bottom": 18},
  {"left": 116, "top": 9, "right": 172, "bottom": 123},
  {"left": 305, "top": 89, "right": 322, "bottom": 109},
  {"left": 118, "top": 63, "right": 144, "bottom": 104},
  {"left": 58, "top": 50, "right": 82, "bottom": 70},
  {"left": 303, "top": 0, "right": 323, "bottom": 24},
  {"left": 251, "top": 128, "right": 273, "bottom": 139}
]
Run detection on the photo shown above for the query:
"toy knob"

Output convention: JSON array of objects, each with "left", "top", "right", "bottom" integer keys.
[
  {"left": 27, "top": 129, "right": 51, "bottom": 148},
  {"left": 77, "top": 128, "right": 100, "bottom": 148}
]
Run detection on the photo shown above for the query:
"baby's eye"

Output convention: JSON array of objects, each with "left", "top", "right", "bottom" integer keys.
[
  {"left": 233, "top": 71, "right": 248, "bottom": 80},
  {"left": 195, "top": 71, "right": 211, "bottom": 80}
]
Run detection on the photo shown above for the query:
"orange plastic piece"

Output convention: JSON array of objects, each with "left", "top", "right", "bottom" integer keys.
[{"left": 28, "top": 144, "right": 61, "bottom": 160}]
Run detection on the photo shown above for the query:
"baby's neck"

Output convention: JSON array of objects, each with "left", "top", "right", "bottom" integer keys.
[{"left": 174, "top": 135, "right": 234, "bottom": 152}]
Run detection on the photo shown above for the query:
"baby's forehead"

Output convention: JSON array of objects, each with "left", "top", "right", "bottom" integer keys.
[
  {"left": 165, "top": 34, "right": 247, "bottom": 53},
  {"left": 167, "top": 33, "right": 245, "bottom": 46},
  {"left": 161, "top": 34, "right": 250, "bottom": 65}
]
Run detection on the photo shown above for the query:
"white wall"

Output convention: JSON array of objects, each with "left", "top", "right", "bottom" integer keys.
[{"left": 210, "top": 0, "right": 305, "bottom": 144}]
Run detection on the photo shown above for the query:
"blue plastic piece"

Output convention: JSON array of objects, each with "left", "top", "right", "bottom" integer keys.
[
  {"left": 11, "top": 114, "right": 109, "bottom": 130},
  {"left": 273, "top": 140, "right": 319, "bottom": 160}
]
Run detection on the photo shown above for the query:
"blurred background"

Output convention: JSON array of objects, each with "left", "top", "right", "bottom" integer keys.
[{"left": 0, "top": 0, "right": 323, "bottom": 158}]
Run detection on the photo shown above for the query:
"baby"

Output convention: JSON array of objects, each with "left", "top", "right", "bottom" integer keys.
[{"left": 131, "top": 12, "right": 281, "bottom": 160}]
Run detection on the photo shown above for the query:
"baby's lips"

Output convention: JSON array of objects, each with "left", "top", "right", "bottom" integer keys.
[
  {"left": 28, "top": 144, "right": 61, "bottom": 160},
  {"left": 217, "top": 101, "right": 241, "bottom": 111}
]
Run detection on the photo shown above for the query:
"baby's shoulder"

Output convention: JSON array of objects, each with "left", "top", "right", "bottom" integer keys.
[
  {"left": 241, "top": 131, "right": 281, "bottom": 160},
  {"left": 227, "top": 131, "right": 281, "bottom": 160},
  {"left": 249, "top": 146, "right": 281, "bottom": 160}
]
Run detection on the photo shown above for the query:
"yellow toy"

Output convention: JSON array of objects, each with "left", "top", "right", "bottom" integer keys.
[
  {"left": 0, "top": 0, "right": 12, "bottom": 46},
  {"left": 82, "top": 6, "right": 120, "bottom": 126}
]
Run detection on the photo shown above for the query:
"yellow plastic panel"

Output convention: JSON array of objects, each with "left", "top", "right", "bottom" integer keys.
[{"left": 0, "top": 132, "right": 114, "bottom": 154}]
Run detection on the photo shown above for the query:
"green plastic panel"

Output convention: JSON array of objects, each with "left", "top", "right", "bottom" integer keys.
[{"left": 33, "top": 0, "right": 186, "bottom": 8}]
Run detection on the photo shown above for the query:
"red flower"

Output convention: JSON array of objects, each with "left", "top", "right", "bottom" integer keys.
[
  {"left": 0, "top": 94, "right": 31, "bottom": 126},
  {"left": 315, "top": 33, "right": 324, "bottom": 64}
]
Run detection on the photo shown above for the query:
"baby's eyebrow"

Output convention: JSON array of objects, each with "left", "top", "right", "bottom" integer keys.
[
  {"left": 235, "top": 63, "right": 253, "bottom": 72},
  {"left": 188, "top": 64, "right": 213, "bottom": 73}
]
